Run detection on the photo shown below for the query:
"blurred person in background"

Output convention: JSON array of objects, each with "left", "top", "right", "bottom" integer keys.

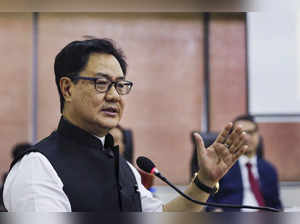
[
  {"left": 109, "top": 125, "right": 133, "bottom": 163},
  {"left": 3, "top": 38, "right": 247, "bottom": 212},
  {"left": 10, "top": 143, "right": 33, "bottom": 160},
  {"left": 0, "top": 142, "right": 32, "bottom": 212},
  {"left": 1, "top": 142, "right": 33, "bottom": 184},
  {"left": 109, "top": 125, "right": 155, "bottom": 191},
  {"left": 203, "top": 115, "right": 282, "bottom": 211}
]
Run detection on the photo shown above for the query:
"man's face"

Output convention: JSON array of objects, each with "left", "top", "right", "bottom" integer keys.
[
  {"left": 67, "top": 53, "right": 125, "bottom": 136},
  {"left": 235, "top": 120, "right": 259, "bottom": 157}
]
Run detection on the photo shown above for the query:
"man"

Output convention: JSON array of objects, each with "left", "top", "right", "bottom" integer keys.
[
  {"left": 206, "top": 115, "right": 282, "bottom": 211},
  {"left": 3, "top": 38, "right": 247, "bottom": 212}
]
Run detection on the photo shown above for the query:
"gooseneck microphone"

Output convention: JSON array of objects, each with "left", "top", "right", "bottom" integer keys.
[{"left": 136, "top": 156, "right": 280, "bottom": 212}]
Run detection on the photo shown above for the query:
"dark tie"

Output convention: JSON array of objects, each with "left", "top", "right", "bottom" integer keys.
[{"left": 246, "top": 162, "right": 265, "bottom": 206}]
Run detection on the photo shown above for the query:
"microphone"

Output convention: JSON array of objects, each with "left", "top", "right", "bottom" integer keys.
[{"left": 136, "top": 156, "right": 279, "bottom": 212}]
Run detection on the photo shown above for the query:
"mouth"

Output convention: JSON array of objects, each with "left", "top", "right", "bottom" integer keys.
[{"left": 101, "top": 106, "right": 119, "bottom": 117}]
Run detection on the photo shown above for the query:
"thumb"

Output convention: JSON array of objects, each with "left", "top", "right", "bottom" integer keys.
[{"left": 193, "top": 132, "right": 206, "bottom": 157}]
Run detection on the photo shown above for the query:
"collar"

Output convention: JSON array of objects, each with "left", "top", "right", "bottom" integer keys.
[
  {"left": 239, "top": 154, "right": 257, "bottom": 167},
  {"left": 57, "top": 116, "right": 115, "bottom": 150},
  {"left": 94, "top": 135, "right": 105, "bottom": 147}
]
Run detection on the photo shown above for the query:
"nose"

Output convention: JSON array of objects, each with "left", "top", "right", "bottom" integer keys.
[{"left": 105, "top": 83, "right": 120, "bottom": 102}]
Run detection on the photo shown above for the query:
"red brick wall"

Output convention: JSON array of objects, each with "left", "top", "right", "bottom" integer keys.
[
  {"left": 259, "top": 123, "right": 300, "bottom": 181},
  {"left": 209, "top": 14, "right": 247, "bottom": 131},
  {"left": 0, "top": 13, "right": 33, "bottom": 175}
]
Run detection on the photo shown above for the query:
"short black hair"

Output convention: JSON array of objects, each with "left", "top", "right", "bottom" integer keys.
[
  {"left": 54, "top": 38, "right": 127, "bottom": 113},
  {"left": 233, "top": 114, "right": 255, "bottom": 123},
  {"left": 233, "top": 114, "right": 258, "bottom": 130}
]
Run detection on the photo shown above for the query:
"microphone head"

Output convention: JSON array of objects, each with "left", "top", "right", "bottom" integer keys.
[{"left": 136, "top": 156, "right": 156, "bottom": 174}]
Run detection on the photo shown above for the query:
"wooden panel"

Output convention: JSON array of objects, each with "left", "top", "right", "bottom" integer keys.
[
  {"left": 38, "top": 13, "right": 204, "bottom": 184},
  {"left": 0, "top": 13, "right": 32, "bottom": 175},
  {"left": 258, "top": 123, "right": 300, "bottom": 181},
  {"left": 209, "top": 13, "right": 247, "bottom": 131}
]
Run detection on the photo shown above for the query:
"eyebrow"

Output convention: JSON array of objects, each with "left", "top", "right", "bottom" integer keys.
[{"left": 95, "top": 72, "right": 125, "bottom": 81}]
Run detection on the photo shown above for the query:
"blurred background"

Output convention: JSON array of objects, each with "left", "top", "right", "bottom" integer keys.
[{"left": 1, "top": 12, "right": 300, "bottom": 208}]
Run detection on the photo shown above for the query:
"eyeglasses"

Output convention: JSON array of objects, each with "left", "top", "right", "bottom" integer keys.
[{"left": 70, "top": 75, "right": 133, "bottom": 95}]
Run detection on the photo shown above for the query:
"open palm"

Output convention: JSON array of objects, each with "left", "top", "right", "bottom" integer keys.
[{"left": 194, "top": 123, "right": 248, "bottom": 186}]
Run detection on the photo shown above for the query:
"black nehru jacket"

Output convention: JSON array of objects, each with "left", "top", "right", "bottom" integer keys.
[{"left": 9, "top": 117, "right": 142, "bottom": 212}]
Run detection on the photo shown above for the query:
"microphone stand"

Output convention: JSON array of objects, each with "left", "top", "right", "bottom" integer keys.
[{"left": 155, "top": 172, "right": 280, "bottom": 212}]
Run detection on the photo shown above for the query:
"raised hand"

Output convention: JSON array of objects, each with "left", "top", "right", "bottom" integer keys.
[{"left": 194, "top": 122, "right": 248, "bottom": 187}]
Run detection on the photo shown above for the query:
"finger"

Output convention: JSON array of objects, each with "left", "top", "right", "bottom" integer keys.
[
  {"left": 232, "top": 145, "right": 248, "bottom": 162},
  {"left": 215, "top": 122, "right": 233, "bottom": 144},
  {"left": 228, "top": 131, "right": 247, "bottom": 153},
  {"left": 193, "top": 132, "right": 206, "bottom": 157},
  {"left": 224, "top": 125, "right": 243, "bottom": 148},
  {"left": 233, "top": 132, "right": 248, "bottom": 153}
]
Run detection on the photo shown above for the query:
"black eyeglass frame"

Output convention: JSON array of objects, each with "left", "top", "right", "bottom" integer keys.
[{"left": 69, "top": 75, "right": 133, "bottom": 95}]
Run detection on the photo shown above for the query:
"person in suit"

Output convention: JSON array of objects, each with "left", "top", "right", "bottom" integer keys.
[{"left": 205, "top": 115, "right": 283, "bottom": 211}]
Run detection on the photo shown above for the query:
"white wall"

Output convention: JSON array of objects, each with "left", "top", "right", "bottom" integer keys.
[{"left": 247, "top": 12, "right": 300, "bottom": 115}]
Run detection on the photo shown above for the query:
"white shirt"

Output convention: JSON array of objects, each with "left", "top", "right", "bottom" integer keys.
[
  {"left": 3, "top": 137, "right": 163, "bottom": 212},
  {"left": 238, "top": 155, "right": 260, "bottom": 211}
]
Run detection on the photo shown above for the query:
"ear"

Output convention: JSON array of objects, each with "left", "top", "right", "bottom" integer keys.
[{"left": 60, "top": 77, "right": 74, "bottom": 103}]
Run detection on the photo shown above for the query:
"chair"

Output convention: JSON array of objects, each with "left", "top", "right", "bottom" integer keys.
[{"left": 190, "top": 131, "right": 218, "bottom": 177}]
